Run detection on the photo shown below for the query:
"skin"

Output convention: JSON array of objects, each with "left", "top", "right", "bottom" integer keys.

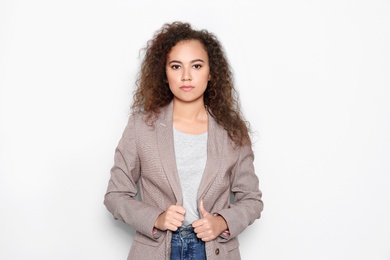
[
  {"left": 166, "top": 39, "right": 210, "bottom": 135},
  {"left": 192, "top": 201, "right": 228, "bottom": 242},
  {"left": 153, "top": 40, "right": 228, "bottom": 241}
]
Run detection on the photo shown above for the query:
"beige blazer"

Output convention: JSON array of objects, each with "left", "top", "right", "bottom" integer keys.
[{"left": 104, "top": 102, "right": 263, "bottom": 260}]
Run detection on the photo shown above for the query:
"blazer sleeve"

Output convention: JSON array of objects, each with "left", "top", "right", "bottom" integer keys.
[
  {"left": 215, "top": 143, "right": 263, "bottom": 240},
  {"left": 104, "top": 115, "right": 164, "bottom": 240}
]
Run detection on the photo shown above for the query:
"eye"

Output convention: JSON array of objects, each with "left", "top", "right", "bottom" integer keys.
[
  {"left": 171, "top": 64, "right": 181, "bottom": 70},
  {"left": 193, "top": 64, "right": 202, "bottom": 69}
]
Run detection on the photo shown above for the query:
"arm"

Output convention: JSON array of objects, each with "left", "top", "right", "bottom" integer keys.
[
  {"left": 215, "top": 143, "right": 263, "bottom": 240},
  {"left": 104, "top": 115, "right": 164, "bottom": 240}
]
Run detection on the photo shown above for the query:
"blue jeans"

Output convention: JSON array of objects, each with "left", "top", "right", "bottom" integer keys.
[{"left": 170, "top": 225, "right": 206, "bottom": 260}]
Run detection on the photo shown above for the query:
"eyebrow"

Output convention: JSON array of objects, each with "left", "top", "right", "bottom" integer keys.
[{"left": 168, "top": 59, "right": 205, "bottom": 65}]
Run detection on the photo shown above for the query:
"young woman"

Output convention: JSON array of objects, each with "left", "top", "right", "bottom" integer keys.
[{"left": 104, "top": 21, "right": 263, "bottom": 260}]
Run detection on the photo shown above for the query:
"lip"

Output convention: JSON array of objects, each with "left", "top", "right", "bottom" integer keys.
[{"left": 180, "top": 85, "right": 194, "bottom": 91}]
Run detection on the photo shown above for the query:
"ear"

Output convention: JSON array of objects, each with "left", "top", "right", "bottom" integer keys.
[{"left": 208, "top": 74, "right": 211, "bottom": 81}]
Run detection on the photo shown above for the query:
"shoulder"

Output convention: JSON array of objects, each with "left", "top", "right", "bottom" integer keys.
[
  {"left": 209, "top": 114, "right": 252, "bottom": 151},
  {"left": 125, "top": 112, "right": 152, "bottom": 135},
  {"left": 130, "top": 101, "right": 173, "bottom": 125},
  {"left": 125, "top": 102, "right": 173, "bottom": 132}
]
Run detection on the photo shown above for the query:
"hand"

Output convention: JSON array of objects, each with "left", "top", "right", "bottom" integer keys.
[
  {"left": 192, "top": 200, "right": 228, "bottom": 242},
  {"left": 154, "top": 205, "right": 186, "bottom": 232}
]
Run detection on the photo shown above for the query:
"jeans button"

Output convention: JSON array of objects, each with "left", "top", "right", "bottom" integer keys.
[{"left": 215, "top": 248, "right": 220, "bottom": 255}]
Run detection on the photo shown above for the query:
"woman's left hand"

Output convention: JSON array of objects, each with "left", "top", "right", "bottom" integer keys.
[{"left": 192, "top": 201, "right": 228, "bottom": 242}]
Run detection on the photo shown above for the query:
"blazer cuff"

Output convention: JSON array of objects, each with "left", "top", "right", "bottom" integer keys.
[{"left": 212, "top": 212, "right": 231, "bottom": 241}]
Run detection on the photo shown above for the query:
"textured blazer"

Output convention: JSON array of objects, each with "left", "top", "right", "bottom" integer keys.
[{"left": 104, "top": 102, "right": 263, "bottom": 260}]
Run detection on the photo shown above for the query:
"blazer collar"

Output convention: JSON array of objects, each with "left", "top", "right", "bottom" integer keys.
[
  {"left": 156, "top": 102, "right": 225, "bottom": 205},
  {"left": 197, "top": 110, "right": 225, "bottom": 201}
]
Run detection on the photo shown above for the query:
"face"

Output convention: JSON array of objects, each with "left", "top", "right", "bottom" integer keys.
[{"left": 166, "top": 40, "right": 211, "bottom": 105}]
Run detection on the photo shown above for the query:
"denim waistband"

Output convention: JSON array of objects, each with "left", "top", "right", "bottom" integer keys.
[{"left": 172, "top": 225, "right": 196, "bottom": 237}]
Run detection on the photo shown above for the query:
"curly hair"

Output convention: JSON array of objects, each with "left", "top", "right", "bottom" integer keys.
[{"left": 131, "top": 21, "right": 251, "bottom": 146}]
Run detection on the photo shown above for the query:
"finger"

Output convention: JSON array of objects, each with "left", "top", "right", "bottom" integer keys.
[
  {"left": 171, "top": 205, "right": 186, "bottom": 215},
  {"left": 164, "top": 211, "right": 184, "bottom": 225},
  {"left": 196, "top": 231, "right": 213, "bottom": 242},
  {"left": 174, "top": 216, "right": 184, "bottom": 223},
  {"left": 201, "top": 237, "right": 213, "bottom": 242},
  {"left": 172, "top": 208, "right": 185, "bottom": 219},
  {"left": 192, "top": 222, "right": 204, "bottom": 233},
  {"left": 199, "top": 200, "right": 209, "bottom": 218},
  {"left": 166, "top": 206, "right": 186, "bottom": 220},
  {"left": 192, "top": 219, "right": 201, "bottom": 228},
  {"left": 167, "top": 223, "right": 179, "bottom": 232},
  {"left": 170, "top": 219, "right": 183, "bottom": 228}
]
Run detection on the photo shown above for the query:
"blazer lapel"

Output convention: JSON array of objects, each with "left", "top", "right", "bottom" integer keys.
[
  {"left": 156, "top": 102, "right": 183, "bottom": 205},
  {"left": 197, "top": 114, "right": 224, "bottom": 201},
  {"left": 156, "top": 102, "right": 225, "bottom": 205}
]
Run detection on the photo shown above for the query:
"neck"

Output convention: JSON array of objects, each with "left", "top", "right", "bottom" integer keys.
[{"left": 172, "top": 98, "right": 207, "bottom": 122}]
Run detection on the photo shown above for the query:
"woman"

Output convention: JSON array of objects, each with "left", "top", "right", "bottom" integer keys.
[{"left": 104, "top": 21, "right": 263, "bottom": 260}]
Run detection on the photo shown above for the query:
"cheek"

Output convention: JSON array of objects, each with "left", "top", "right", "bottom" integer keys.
[
  {"left": 166, "top": 72, "right": 179, "bottom": 83},
  {"left": 167, "top": 79, "right": 177, "bottom": 87},
  {"left": 165, "top": 75, "right": 173, "bottom": 84}
]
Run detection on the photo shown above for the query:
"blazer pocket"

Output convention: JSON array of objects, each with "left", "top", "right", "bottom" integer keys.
[
  {"left": 225, "top": 238, "right": 239, "bottom": 252},
  {"left": 134, "top": 232, "right": 163, "bottom": 247},
  {"left": 216, "top": 235, "right": 240, "bottom": 251},
  {"left": 213, "top": 237, "right": 240, "bottom": 258}
]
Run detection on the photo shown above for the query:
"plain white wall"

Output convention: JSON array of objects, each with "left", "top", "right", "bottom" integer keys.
[{"left": 1, "top": 0, "right": 389, "bottom": 259}]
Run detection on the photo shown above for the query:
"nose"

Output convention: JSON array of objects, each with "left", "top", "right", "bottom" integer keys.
[{"left": 181, "top": 67, "right": 192, "bottom": 82}]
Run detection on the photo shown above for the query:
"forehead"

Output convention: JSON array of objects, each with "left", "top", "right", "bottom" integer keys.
[{"left": 167, "top": 40, "right": 208, "bottom": 60}]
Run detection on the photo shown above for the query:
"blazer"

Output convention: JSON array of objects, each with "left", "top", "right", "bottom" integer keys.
[{"left": 104, "top": 102, "right": 263, "bottom": 260}]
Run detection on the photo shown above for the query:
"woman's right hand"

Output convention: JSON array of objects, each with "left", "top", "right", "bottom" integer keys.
[{"left": 154, "top": 205, "right": 186, "bottom": 231}]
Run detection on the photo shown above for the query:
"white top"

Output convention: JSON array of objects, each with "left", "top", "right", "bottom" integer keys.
[{"left": 173, "top": 127, "right": 208, "bottom": 226}]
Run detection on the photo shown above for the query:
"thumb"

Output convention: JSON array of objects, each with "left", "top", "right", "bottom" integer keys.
[{"left": 199, "top": 200, "right": 209, "bottom": 218}]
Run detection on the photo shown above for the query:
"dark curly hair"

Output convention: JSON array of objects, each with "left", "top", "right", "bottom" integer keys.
[{"left": 131, "top": 21, "right": 251, "bottom": 146}]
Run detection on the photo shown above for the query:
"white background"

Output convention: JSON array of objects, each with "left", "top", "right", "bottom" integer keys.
[{"left": 1, "top": 0, "right": 389, "bottom": 259}]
